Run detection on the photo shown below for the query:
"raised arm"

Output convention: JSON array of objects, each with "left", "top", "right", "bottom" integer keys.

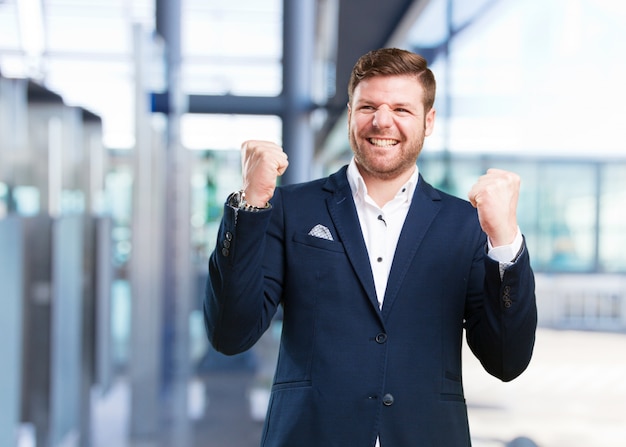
[
  {"left": 465, "top": 169, "right": 537, "bottom": 381},
  {"left": 203, "top": 140, "right": 288, "bottom": 355}
]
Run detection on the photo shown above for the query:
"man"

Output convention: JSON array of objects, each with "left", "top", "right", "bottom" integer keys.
[{"left": 204, "top": 48, "right": 537, "bottom": 446}]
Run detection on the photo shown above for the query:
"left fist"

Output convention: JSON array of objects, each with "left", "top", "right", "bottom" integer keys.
[{"left": 468, "top": 168, "right": 520, "bottom": 247}]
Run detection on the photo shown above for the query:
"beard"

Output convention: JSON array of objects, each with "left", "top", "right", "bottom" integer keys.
[{"left": 349, "top": 129, "right": 425, "bottom": 181}]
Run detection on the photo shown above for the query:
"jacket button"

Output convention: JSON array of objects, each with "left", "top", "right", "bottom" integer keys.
[
  {"left": 225, "top": 231, "right": 233, "bottom": 241},
  {"left": 223, "top": 239, "right": 231, "bottom": 249},
  {"left": 375, "top": 333, "right": 387, "bottom": 344},
  {"left": 382, "top": 393, "right": 394, "bottom": 406},
  {"left": 502, "top": 285, "right": 512, "bottom": 307},
  {"left": 221, "top": 247, "right": 230, "bottom": 257}
]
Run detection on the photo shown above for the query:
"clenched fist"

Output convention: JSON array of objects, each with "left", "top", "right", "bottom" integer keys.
[
  {"left": 241, "top": 140, "right": 289, "bottom": 207},
  {"left": 468, "top": 168, "right": 520, "bottom": 247}
]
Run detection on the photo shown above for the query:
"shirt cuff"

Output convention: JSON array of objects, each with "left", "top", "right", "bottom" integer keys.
[{"left": 487, "top": 227, "right": 523, "bottom": 263}]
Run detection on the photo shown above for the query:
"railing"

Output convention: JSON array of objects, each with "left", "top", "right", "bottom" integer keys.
[{"left": 535, "top": 274, "right": 626, "bottom": 332}]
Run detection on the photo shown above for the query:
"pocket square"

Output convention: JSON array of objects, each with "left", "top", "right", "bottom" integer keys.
[{"left": 308, "top": 224, "right": 333, "bottom": 241}]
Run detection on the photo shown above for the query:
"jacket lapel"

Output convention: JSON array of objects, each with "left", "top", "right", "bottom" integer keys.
[
  {"left": 381, "top": 175, "right": 442, "bottom": 316},
  {"left": 323, "top": 168, "right": 381, "bottom": 313}
]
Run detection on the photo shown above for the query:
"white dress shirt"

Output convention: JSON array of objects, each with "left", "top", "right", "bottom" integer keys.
[
  {"left": 347, "top": 159, "right": 417, "bottom": 308},
  {"left": 346, "top": 158, "right": 522, "bottom": 447}
]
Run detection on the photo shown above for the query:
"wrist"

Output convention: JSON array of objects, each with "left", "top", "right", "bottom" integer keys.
[
  {"left": 487, "top": 227, "right": 523, "bottom": 263},
  {"left": 489, "top": 223, "right": 518, "bottom": 247},
  {"left": 228, "top": 190, "right": 270, "bottom": 212},
  {"left": 242, "top": 190, "right": 269, "bottom": 208}
]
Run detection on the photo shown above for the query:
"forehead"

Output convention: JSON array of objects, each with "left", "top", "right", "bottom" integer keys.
[{"left": 352, "top": 74, "right": 425, "bottom": 105}]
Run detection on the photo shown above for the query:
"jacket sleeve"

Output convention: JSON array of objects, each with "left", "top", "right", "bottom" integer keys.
[
  {"left": 203, "top": 195, "right": 285, "bottom": 355},
  {"left": 464, "top": 239, "right": 537, "bottom": 382}
]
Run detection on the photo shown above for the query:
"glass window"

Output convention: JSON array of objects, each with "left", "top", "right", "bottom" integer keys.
[
  {"left": 181, "top": 114, "right": 281, "bottom": 150},
  {"left": 599, "top": 164, "right": 626, "bottom": 272},
  {"left": 420, "top": 155, "right": 610, "bottom": 273},
  {"left": 532, "top": 164, "right": 597, "bottom": 272},
  {"left": 181, "top": 0, "right": 282, "bottom": 97},
  {"left": 406, "top": 0, "right": 626, "bottom": 159},
  {"left": 0, "top": 182, "right": 7, "bottom": 218},
  {"left": 190, "top": 150, "right": 242, "bottom": 260}
]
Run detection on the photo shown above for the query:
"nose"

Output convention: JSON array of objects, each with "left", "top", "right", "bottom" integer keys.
[{"left": 372, "top": 108, "right": 393, "bottom": 128}]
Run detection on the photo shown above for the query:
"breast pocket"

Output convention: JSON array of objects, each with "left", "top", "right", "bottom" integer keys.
[
  {"left": 287, "top": 232, "right": 347, "bottom": 302},
  {"left": 292, "top": 231, "right": 345, "bottom": 253}
]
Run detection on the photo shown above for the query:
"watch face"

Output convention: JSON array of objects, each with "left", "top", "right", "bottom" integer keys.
[{"left": 229, "top": 190, "right": 243, "bottom": 207}]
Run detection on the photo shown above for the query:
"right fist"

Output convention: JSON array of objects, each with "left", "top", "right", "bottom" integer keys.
[{"left": 241, "top": 140, "right": 289, "bottom": 207}]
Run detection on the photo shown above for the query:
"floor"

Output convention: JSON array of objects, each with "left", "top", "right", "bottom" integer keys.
[{"left": 88, "top": 328, "right": 626, "bottom": 447}]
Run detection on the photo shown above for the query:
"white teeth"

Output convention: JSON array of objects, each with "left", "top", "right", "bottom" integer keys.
[{"left": 369, "top": 138, "right": 398, "bottom": 147}]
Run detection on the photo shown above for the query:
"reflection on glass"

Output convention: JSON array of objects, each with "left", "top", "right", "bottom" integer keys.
[
  {"left": 599, "top": 164, "right": 626, "bottom": 272},
  {"left": 420, "top": 155, "right": 626, "bottom": 274},
  {"left": 534, "top": 164, "right": 597, "bottom": 272},
  {"left": 12, "top": 186, "right": 40, "bottom": 216}
]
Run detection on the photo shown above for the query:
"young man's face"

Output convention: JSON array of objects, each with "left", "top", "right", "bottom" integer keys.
[{"left": 348, "top": 74, "right": 436, "bottom": 182}]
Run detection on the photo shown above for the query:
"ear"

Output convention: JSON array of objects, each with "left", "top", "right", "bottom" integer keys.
[
  {"left": 346, "top": 103, "right": 352, "bottom": 129},
  {"left": 424, "top": 108, "right": 436, "bottom": 136}
]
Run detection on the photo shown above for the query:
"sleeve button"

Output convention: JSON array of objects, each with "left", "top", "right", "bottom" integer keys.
[{"left": 382, "top": 394, "right": 394, "bottom": 406}]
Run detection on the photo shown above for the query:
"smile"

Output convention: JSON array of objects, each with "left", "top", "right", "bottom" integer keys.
[{"left": 368, "top": 138, "right": 399, "bottom": 147}]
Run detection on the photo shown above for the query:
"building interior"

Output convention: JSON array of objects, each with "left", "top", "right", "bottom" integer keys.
[{"left": 1, "top": 0, "right": 625, "bottom": 446}]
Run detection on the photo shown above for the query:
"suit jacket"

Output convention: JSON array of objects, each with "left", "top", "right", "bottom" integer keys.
[{"left": 204, "top": 166, "right": 537, "bottom": 447}]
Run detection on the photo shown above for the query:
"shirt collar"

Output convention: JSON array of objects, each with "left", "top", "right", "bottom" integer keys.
[{"left": 346, "top": 157, "right": 419, "bottom": 206}]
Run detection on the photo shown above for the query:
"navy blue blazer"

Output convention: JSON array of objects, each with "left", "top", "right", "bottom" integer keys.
[{"left": 205, "top": 166, "right": 537, "bottom": 447}]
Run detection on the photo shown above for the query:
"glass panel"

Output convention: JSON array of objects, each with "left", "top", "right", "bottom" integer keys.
[
  {"left": 190, "top": 149, "right": 242, "bottom": 261},
  {"left": 50, "top": 216, "right": 84, "bottom": 444},
  {"left": 12, "top": 186, "right": 40, "bottom": 216},
  {"left": 0, "top": 217, "right": 24, "bottom": 447},
  {"left": 182, "top": 61, "right": 281, "bottom": 96},
  {"left": 599, "top": 164, "right": 626, "bottom": 272},
  {"left": 105, "top": 166, "right": 133, "bottom": 268},
  {"left": 406, "top": 0, "right": 626, "bottom": 159},
  {"left": 181, "top": 114, "right": 281, "bottom": 150},
  {"left": 420, "top": 155, "right": 603, "bottom": 273},
  {"left": 0, "top": 182, "right": 7, "bottom": 218},
  {"left": 182, "top": 0, "right": 282, "bottom": 97},
  {"left": 534, "top": 164, "right": 597, "bottom": 272}
]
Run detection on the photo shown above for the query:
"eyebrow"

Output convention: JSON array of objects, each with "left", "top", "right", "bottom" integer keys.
[
  {"left": 356, "top": 99, "right": 416, "bottom": 109},
  {"left": 392, "top": 102, "right": 415, "bottom": 109}
]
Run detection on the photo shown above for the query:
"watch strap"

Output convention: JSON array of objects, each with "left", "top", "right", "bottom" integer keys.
[{"left": 228, "top": 190, "right": 270, "bottom": 212}]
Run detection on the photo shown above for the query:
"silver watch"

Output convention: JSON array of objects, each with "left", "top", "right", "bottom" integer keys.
[{"left": 228, "top": 190, "right": 269, "bottom": 212}]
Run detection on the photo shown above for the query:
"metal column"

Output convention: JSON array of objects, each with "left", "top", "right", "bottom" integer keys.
[
  {"left": 128, "top": 0, "right": 193, "bottom": 444},
  {"left": 0, "top": 217, "right": 24, "bottom": 447},
  {"left": 157, "top": 0, "right": 193, "bottom": 442},
  {"left": 281, "top": 0, "right": 317, "bottom": 184},
  {"left": 129, "top": 24, "right": 164, "bottom": 440}
]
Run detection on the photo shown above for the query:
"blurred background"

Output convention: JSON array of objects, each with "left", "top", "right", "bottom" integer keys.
[{"left": 1, "top": 0, "right": 625, "bottom": 446}]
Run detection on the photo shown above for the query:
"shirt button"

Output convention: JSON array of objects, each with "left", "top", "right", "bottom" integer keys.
[
  {"left": 375, "top": 333, "right": 387, "bottom": 344},
  {"left": 377, "top": 257, "right": 383, "bottom": 263},
  {"left": 382, "top": 393, "right": 394, "bottom": 406}
]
